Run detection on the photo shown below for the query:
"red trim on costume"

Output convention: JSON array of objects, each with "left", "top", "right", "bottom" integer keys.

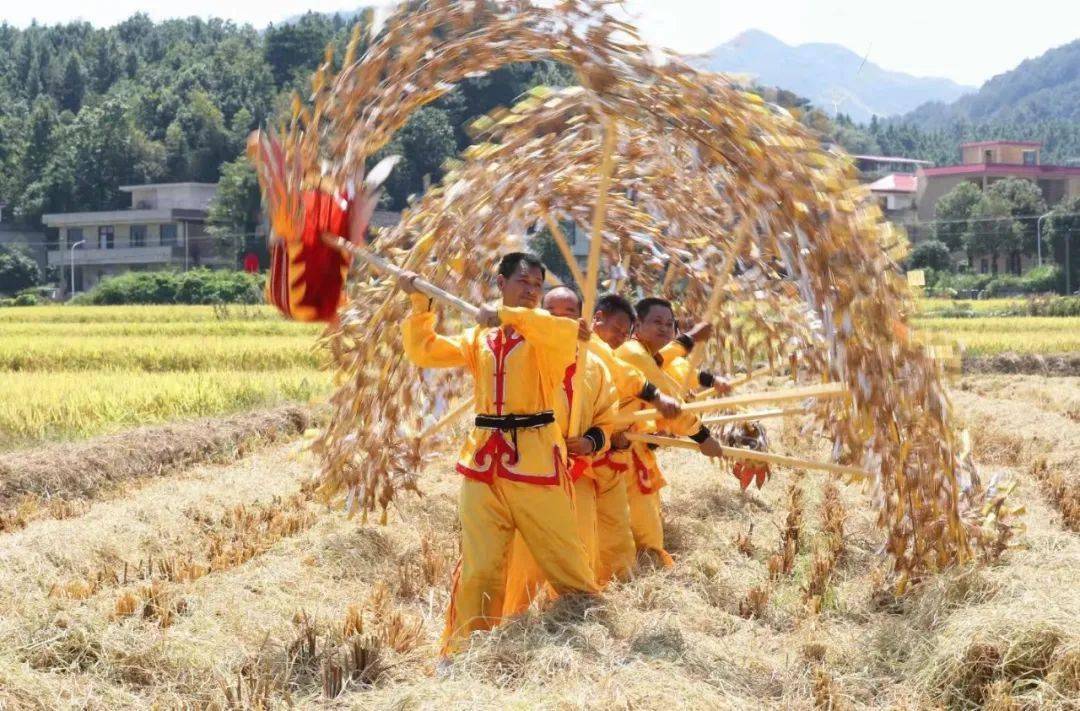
[
  {"left": 456, "top": 326, "right": 561, "bottom": 485},
  {"left": 631, "top": 447, "right": 656, "bottom": 494},
  {"left": 562, "top": 361, "right": 576, "bottom": 412},
  {"left": 592, "top": 449, "right": 629, "bottom": 474},
  {"left": 568, "top": 455, "right": 590, "bottom": 482},
  {"left": 487, "top": 328, "right": 524, "bottom": 416}
]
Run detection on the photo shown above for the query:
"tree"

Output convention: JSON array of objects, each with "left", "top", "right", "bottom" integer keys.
[
  {"left": 264, "top": 14, "right": 335, "bottom": 86},
  {"left": 174, "top": 90, "right": 230, "bottom": 182},
  {"left": 89, "top": 31, "right": 125, "bottom": 93},
  {"left": 1048, "top": 195, "right": 1080, "bottom": 294},
  {"left": 528, "top": 229, "right": 574, "bottom": 286},
  {"left": 965, "top": 193, "right": 1016, "bottom": 274},
  {"left": 933, "top": 181, "right": 982, "bottom": 251},
  {"left": 0, "top": 245, "right": 41, "bottom": 295},
  {"left": 208, "top": 155, "right": 262, "bottom": 264},
  {"left": 398, "top": 107, "right": 457, "bottom": 186},
  {"left": 908, "top": 240, "right": 953, "bottom": 272},
  {"left": 58, "top": 54, "right": 86, "bottom": 113},
  {"left": 985, "top": 177, "right": 1046, "bottom": 257},
  {"left": 21, "top": 96, "right": 58, "bottom": 183}
]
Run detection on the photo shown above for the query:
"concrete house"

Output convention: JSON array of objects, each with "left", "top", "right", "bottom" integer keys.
[
  {"left": 917, "top": 141, "right": 1080, "bottom": 223},
  {"left": 43, "top": 183, "right": 226, "bottom": 294}
]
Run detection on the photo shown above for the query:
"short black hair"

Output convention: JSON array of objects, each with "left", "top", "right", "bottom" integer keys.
[
  {"left": 595, "top": 293, "right": 635, "bottom": 322},
  {"left": 497, "top": 252, "right": 546, "bottom": 280},
  {"left": 635, "top": 297, "right": 674, "bottom": 322},
  {"left": 543, "top": 284, "right": 582, "bottom": 307}
]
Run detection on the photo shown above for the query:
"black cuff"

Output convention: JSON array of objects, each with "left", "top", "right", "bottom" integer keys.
[
  {"left": 675, "top": 334, "right": 695, "bottom": 353},
  {"left": 698, "top": 371, "right": 715, "bottom": 388},
  {"left": 639, "top": 382, "right": 659, "bottom": 402},
  {"left": 689, "top": 426, "right": 711, "bottom": 444},
  {"left": 583, "top": 427, "right": 605, "bottom": 454}
]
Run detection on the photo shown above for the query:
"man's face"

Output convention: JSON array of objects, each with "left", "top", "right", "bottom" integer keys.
[
  {"left": 593, "top": 309, "right": 633, "bottom": 349},
  {"left": 497, "top": 262, "right": 544, "bottom": 308},
  {"left": 541, "top": 288, "right": 581, "bottom": 319},
  {"left": 636, "top": 303, "right": 676, "bottom": 352}
]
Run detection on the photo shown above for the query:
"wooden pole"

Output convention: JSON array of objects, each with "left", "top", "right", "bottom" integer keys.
[
  {"left": 541, "top": 209, "right": 585, "bottom": 290},
  {"left": 700, "top": 407, "right": 806, "bottom": 426},
  {"left": 624, "top": 433, "right": 867, "bottom": 479},
  {"left": 326, "top": 236, "right": 480, "bottom": 320},
  {"left": 421, "top": 396, "right": 476, "bottom": 439},
  {"left": 568, "top": 123, "right": 618, "bottom": 437},
  {"left": 692, "top": 364, "right": 774, "bottom": 400},
  {"left": 680, "top": 222, "right": 753, "bottom": 389},
  {"left": 615, "top": 382, "right": 846, "bottom": 427}
]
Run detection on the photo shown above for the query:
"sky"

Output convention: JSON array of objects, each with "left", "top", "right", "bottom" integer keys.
[{"left": 4, "top": 0, "right": 1078, "bottom": 87}]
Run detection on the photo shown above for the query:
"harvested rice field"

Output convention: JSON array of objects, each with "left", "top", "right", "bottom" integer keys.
[{"left": 0, "top": 374, "right": 1076, "bottom": 709}]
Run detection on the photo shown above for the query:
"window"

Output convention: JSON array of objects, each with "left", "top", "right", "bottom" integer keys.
[
  {"left": 67, "top": 227, "right": 84, "bottom": 249},
  {"left": 98, "top": 225, "right": 114, "bottom": 250},
  {"left": 984, "top": 150, "right": 993, "bottom": 163},
  {"left": 980, "top": 258, "right": 989, "bottom": 274},
  {"left": 1023, "top": 150, "right": 1037, "bottom": 166},
  {"left": 160, "top": 223, "right": 178, "bottom": 247},
  {"left": 130, "top": 225, "right": 147, "bottom": 248}
]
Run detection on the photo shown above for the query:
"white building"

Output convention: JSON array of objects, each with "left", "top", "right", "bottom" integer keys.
[
  {"left": 44, "top": 183, "right": 226, "bottom": 294},
  {"left": 868, "top": 173, "right": 919, "bottom": 226}
]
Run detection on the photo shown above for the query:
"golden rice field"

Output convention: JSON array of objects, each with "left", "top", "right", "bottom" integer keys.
[
  {"left": 0, "top": 306, "right": 327, "bottom": 451},
  {"left": 914, "top": 317, "right": 1080, "bottom": 355},
  {"left": 1, "top": 301, "right": 1076, "bottom": 450}
]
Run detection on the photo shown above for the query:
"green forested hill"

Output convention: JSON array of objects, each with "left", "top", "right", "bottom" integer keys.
[
  {"left": 905, "top": 39, "right": 1080, "bottom": 127},
  {"left": 0, "top": 12, "right": 570, "bottom": 232},
  {"left": 870, "top": 38, "right": 1080, "bottom": 167}
]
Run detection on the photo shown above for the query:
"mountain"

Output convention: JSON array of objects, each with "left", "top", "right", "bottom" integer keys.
[
  {"left": 903, "top": 39, "right": 1080, "bottom": 128},
  {"left": 698, "top": 29, "right": 974, "bottom": 123}
]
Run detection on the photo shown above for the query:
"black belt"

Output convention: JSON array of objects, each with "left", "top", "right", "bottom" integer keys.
[
  {"left": 474, "top": 411, "right": 555, "bottom": 464},
  {"left": 474, "top": 411, "right": 555, "bottom": 431}
]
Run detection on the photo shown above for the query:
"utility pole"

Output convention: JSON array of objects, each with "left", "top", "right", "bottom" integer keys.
[
  {"left": 1036, "top": 211, "right": 1053, "bottom": 267},
  {"left": 69, "top": 239, "right": 85, "bottom": 298}
]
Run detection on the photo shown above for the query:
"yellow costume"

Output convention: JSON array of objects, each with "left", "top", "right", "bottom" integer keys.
[
  {"left": 401, "top": 293, "right": 599, "bottom": 656},
  {"left": 587, "top": 336, "right": 659, "bottom": 580},
  {"left": 613, "top": 339, "right": 710, "bottom": 565},
  {"left": 501, "top": 346, "right": 619, "bottom": 616}
]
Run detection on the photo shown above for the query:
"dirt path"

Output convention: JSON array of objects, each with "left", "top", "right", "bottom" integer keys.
[{"left": 0, "top": 377, "right": 1076, "bottom": 709}]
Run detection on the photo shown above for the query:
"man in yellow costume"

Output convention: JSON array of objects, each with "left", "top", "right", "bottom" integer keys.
[
  {"left": 614, "top": 297, "right": 726, "bottom": 565},
  {"left": 398, "top": 253, "right": 600, "bottom": 657},
  {"left": 501, "top": 285, "right": 619, "bottom": 615}
]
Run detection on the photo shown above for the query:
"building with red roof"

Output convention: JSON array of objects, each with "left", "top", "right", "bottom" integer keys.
[{"left": 916, "top": 141, "right": 1080, "bottom": 223}]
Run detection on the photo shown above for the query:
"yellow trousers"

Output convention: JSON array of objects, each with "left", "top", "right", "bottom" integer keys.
[
  {"left": 593, "top": 462, "right": 637, "bottom": 584},
  {"left": 501, "top": 476, "right": 598, "bottom": 617},
  {"left": 441, "top": 473, "right": 598, "bottom": 656},
  {"left": 625, "top": 471, "right": 674, "bottom": 568}
]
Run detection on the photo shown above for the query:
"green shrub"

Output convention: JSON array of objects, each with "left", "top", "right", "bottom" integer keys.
[
  {"left": 79, "top": 269, "right": 264, "bottom": 305},
  {"left": 13, "top": 292, "right": 40, "bottom": 306},
  {"left": 908, "top": 240, "right": 953, "bottom": 272},
  {"left": 1002, "top": 295, "right": 1080, "bottom": 317},
  {"left": 933, "top": 272, "right": 993, "bottom": 295},
  {"left": 984, "top": 274, "right": 1025, "bottom": 297},
  {"left": 1019, "top": 265, "right": 1062, "bottom": 294}
]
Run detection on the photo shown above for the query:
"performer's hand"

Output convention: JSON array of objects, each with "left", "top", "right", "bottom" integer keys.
[
  {"left": 651, "top": 392, "right": 682, "bottom": 419},
  {"left": 476, "top": 306, "right": 501, "bottom": 328},
  {"left": 611, "top": 431, "right": 630, "bottom": 450},
  {"left": 566, "top": 436, "right": 595, "bottom": 456},
  {"left": 397, "top": 271, "right": 420, "bottom": 294},
  {"left": 577, "top": 318, "right": 592, "bottom": 342},
  {"left": 699, "top": 435, "right": 725, "bottom": 459},
  {"left": 685, "top": 321, "right": 713, "bottom": 344},
  {"left": 711, "top": 376, "right": 733, "bottom": 396}
]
